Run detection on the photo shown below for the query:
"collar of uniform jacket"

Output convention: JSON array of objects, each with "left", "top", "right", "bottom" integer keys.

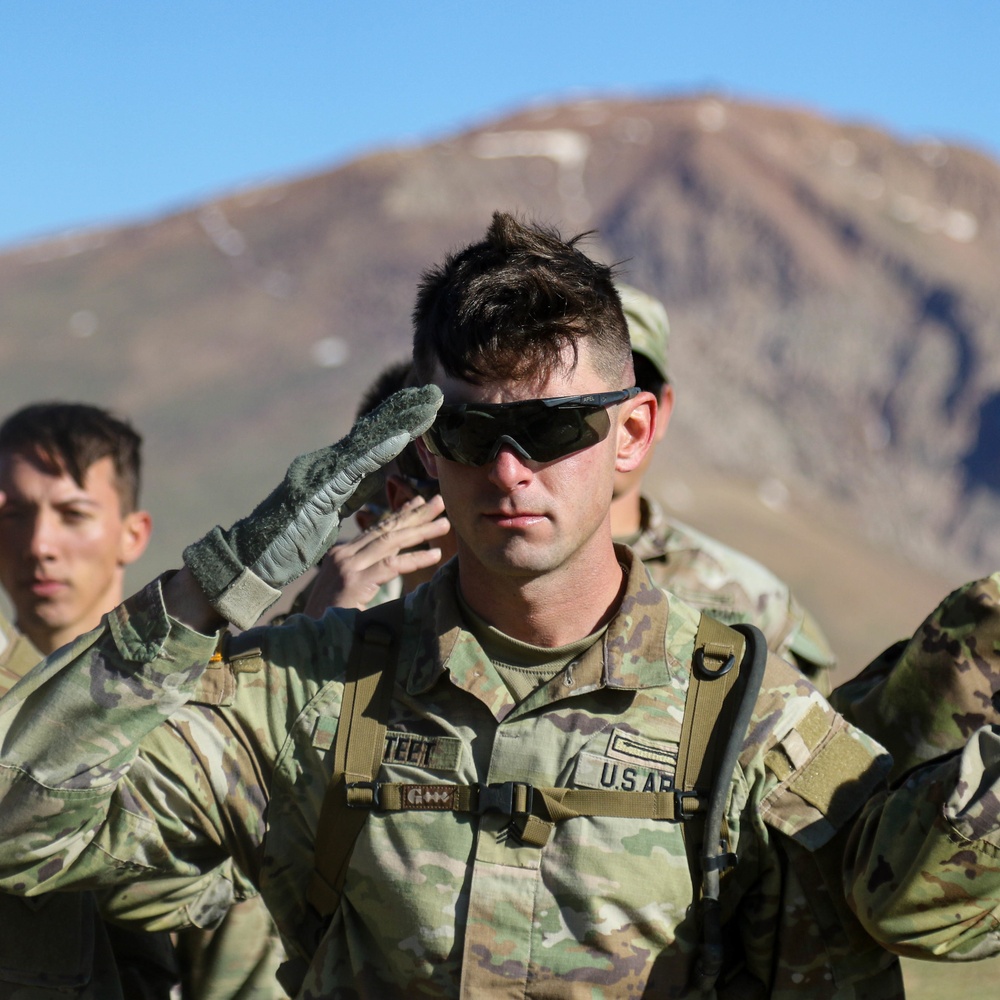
[{"left": 404, "top": 544, "right": 685, "bottom": 701}]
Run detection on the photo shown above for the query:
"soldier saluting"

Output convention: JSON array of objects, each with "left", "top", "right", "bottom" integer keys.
[{"left": 0, "top": 212, "right": 985, "bottom": 997}]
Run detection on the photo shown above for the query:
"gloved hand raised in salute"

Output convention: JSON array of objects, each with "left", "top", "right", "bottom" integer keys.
[{"left": 181, "top": 385, "right": 442, "bottom": 629}]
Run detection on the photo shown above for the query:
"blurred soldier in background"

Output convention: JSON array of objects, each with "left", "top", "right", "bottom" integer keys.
[
  {"left": 0, "top": 402, "right": 175, "bottom": 1000},
  {"left": 610, "top": 284, "right": 836, "bottom": 688},
  {"left": 288, "top": 360, "right": 452, "bottom": 617},
  {"left": 0, "top": 402, "right": 287, "bottom": 1000}
]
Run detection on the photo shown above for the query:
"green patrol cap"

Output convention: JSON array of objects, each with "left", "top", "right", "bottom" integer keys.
[{"left": 617, "top": 283, "right": 671, "bottom": 385}]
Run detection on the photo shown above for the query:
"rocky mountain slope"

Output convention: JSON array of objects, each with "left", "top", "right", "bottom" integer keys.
[{"left": 2, "top": 93, "right": 996, "bottom": 669}]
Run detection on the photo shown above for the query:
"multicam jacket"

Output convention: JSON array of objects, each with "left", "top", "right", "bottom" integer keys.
[
  {"left": 0, "top": 609, "right": 286, "bottom": 1000},
  {"left": 834, "top": 574, "right": 1000, "bottom": 961},
  {"left": 630, "top": 497, "right": 836, "bottom": 692},
  {"left": 0, "top": 612, "right": 179, "bottom": 1000},
  {"left": 0, "top": 550, "right": 900, "bottom": 998}
]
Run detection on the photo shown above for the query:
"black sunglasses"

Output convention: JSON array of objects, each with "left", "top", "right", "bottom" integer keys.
[{"left": 422, "top": 387, "right": 640, "bottom": 467}]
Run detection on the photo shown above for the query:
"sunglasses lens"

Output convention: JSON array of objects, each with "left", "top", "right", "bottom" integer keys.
[
  {"left": 425, "top": 411, "right": 497, "bottom": 465},
  {"left": 426, "top": 402, "right": 612, "bottom": 465},
  {"left": 517, "top": 407, "right": 608, "bottom": 461}
]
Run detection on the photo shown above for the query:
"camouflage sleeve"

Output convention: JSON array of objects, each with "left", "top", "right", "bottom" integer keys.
[
  {"left": 731, "top": 654, "right": 902, "bottom": 996},
  {"left": 0, "top": 575, "right": 230, "bottom": 894},
  {"left": 174, "top": 897, "right": 290, "bottom": 1000},
  {"left": 98, "top": 860, "right": 254, "bottom": 933},
  {"left": 844, "top": 725, "right": 1000, "bottom": 960}
]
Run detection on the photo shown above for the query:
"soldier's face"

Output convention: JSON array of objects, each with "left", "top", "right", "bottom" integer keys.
[
  {"left": 0, "top": 451, "right": 150, "bottom": 653},
  {"left": 418, "top": 343, "right": 654, "bottom": 583}
]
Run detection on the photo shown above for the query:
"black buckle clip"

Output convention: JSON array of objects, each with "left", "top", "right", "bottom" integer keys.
[
  {"left": 674, "top": 789, "right": 702, "bottom": 820},
  {"left": 345, "top": 780, "right": 381, "bottom": 809},
  {"left": 474, "top": 781, "right": 534, "bottom": 817}
]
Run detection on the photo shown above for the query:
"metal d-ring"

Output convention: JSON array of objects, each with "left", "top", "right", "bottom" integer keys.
[{"left": 694, "top": 646, "right": 736, "bottom": 678}]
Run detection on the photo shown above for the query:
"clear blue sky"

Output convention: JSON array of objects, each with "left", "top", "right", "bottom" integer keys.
[{"left": 1, "top": 0, "right": 997, "bottom": 250}]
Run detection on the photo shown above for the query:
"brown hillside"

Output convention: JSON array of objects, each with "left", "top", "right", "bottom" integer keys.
[{"left": 1, "top": 93, "right": 993, "bottom": 675}]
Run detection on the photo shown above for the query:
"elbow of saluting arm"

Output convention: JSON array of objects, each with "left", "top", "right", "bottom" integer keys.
[{"left": 843, "top": 726, "right": 1000, "bottom": 960}]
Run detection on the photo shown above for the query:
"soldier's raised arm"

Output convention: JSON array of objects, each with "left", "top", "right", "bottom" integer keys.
[
  {"left": 166, "top": 386, "right": 442, "bottom": 632},
  {"left": 0, "top": 386, "right": 441, "bottom": 895},
  {"left": 838, "top": 574, "right": 1000, "bottom": 960},
  {"left": 845, "top": 727, "right": 1000, "bottom": 959}
]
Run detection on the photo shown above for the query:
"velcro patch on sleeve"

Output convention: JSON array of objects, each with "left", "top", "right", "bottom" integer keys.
[
  {"left": 760, "top": 715, "right": 890, "bottom": 851},
  {"left": 789, "top": 729, "right": 878, "bottom": 821}
]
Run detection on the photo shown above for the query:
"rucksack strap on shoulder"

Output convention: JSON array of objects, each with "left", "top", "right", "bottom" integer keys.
[
  {"left": 305, "top": 601, "right": 405, "bottom": 922},
  {"left": 303, "top": 599, "right": 764, "bottom": 999}
]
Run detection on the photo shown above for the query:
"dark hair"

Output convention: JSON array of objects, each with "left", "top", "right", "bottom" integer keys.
[
  {"left": 632, "top": 354, "right": 667, "bottom": 400},
  {"left": 0, "top": 402, "right": 143, "bottom": 512},
  {"left": 412, "top": 211, "right": 631, "bottom": 387}
]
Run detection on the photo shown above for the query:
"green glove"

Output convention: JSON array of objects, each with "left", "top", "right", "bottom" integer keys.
[{"left": 183, "top": 385, "right": 442, "bottom": 629}]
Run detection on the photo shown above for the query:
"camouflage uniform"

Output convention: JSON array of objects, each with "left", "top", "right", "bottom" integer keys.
[
  {"left": 0, "top": 550, "right": 902, "bottom": 998},
  {"left": 833, "top": 575, "right": 1000, "bottom": 960},
  {"left": 831, "top": 573, "right": 1000, "bottom": 780},
  {"left": 0, "top": 609, "right": 287, "bottom": 1000},
  {"left": 0, "top": 612, "right": 180, "bottom": 1000},
  {"left": 615, "top": 285, "right": 834, "bottom": 692},
  {"left": 844, "top": 725, "right": 1000, "bottom": 961},
  {"left": 628, "top": 496, "right": 836, "bottom": 692}
]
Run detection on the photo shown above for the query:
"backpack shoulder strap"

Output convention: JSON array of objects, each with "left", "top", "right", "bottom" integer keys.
[
  {"left": 675, "top": 612, "right": 748, "bottom": 800},
  {"left": 304, "top": 607, "right": 750, "bottom": 919},
  {"left": 306, "top": 598, "right": 406, "bottom": 920}
]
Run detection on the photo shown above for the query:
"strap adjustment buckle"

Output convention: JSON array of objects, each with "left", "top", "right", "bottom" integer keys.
[
  {"left": 674, "top": 788, "right": 703, "bottom": 820},
  {"left": 345, "top": 780, "right": 381, "bottom": 809},
  {"left": 473, "top": 781, "right": 534, "bottom": 817}
]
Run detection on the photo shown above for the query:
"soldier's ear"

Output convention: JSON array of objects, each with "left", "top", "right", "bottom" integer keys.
[
  {"left": 120, "top": 510, "right": 152, "bottom": 566},
  {"left": 415, "top": 437, "right": 439, "bottom": 479},
  {"left": 386, "top": 474, "right": 418, "bottom": 513},
  {"left": 615, "top": 391, "right": 657, "bottom": 474}
]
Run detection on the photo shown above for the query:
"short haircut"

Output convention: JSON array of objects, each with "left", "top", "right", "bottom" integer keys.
[
  {"left": 0, "top": 402, "right": 143, "bottom": 512},
  {"left": 412, "top": 211, "right": 632, "bottom": 387}
]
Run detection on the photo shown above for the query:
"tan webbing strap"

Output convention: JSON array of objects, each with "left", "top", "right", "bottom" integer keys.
[
  {"left": 675, "top": 614, "right": 746, "bottom": 796},
  {"left": 344, "top": 782, "right": 692, "bottom": 821},
  {"left": 306, "top": 600, "right": 405, "bottom": 918},
  {"left": 324, "top": 612, "right": 749, "bottom": 854},
  {"left": 339, "top": 780, "right": 698, "bottom": 848}
]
